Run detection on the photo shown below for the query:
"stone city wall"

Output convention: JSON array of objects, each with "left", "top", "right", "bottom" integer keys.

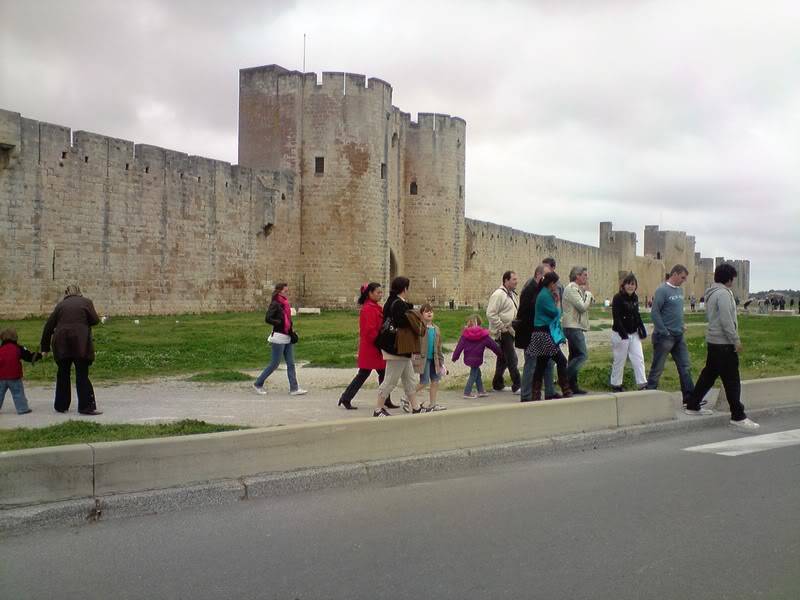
[{"left": 0, "top": 109, "right": 298, "bottom": 318}]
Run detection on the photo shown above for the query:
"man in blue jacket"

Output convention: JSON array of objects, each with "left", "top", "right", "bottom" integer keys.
[{"left": 645, "top": 264, "right": 694, "bottom": 404}]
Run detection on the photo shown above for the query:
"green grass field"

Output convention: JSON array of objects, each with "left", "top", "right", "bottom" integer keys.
[
  {"left": 3, "top": 308, "right": 797, "bottom": 392},
  {"left": 0, "top": 420, "right": 244, "bottom": 452}
]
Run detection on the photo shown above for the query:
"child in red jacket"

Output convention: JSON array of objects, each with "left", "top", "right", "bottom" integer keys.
[
  {"left": 451, "top": 315, "right": 502, "bottom": 398},
  {"left": 0, "top": 328, "right": 41, "bottom": 414}
]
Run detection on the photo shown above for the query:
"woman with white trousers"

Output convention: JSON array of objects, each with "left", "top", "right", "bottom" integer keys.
[{"left": 610, "top": 273, "right": 648, "bottom": 392}]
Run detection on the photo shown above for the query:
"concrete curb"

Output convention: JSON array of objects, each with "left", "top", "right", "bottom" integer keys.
[{"left": 2, "top": 403, "right": 798, "bottom": 537}]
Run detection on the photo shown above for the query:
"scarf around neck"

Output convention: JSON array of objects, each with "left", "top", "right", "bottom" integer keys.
[{"left": 275, "top": 294, "right": 292, "bottom": 332}]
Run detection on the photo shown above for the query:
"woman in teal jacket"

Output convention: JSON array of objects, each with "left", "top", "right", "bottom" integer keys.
[{"left": 524, "top": 272, "right": 573, "bottom": 401}]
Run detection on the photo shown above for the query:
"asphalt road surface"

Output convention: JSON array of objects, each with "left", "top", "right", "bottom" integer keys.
[{"left": 3, "top": 412, "right": 800, "bottom": 600}]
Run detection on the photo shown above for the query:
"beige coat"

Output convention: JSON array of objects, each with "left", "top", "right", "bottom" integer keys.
[
  {"left": 486, "top": 287, "right": 518, "bottom": 338},
  {"left": 562, "top": 282, "right": 593, "bottom": 330}
]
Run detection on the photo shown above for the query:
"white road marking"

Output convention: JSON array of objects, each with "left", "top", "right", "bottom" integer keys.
[{"left": 684, "top": 429, "right": 800, "bottom": 456}]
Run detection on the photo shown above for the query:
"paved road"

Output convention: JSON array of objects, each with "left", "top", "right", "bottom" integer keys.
[{"left": 3, "top": 412, "right": 799, "bottom": 599}]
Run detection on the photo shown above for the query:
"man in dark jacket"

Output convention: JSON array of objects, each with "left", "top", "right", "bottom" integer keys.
[
  {"left": 40, "top": 284, "right": 102, "bottom": 415},
  {"left": 517, "top": 265, "right": 544, "bottom": 401}
]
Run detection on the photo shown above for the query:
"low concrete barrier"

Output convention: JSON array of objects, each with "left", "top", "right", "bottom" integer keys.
[
  {"left": 615, "top": 390, "right": 675, "bottom": 427},
  {"left": 2, "top": 377, "right": 796, "bottom": 508},
  {"left": 0, "top": 444, "right": 94, "bottom": 506},
  {"left": 92, "top": 395, "right": 619, "bottom": 496},
  {"left": 716, "top": 375, "right": 800, "bottom": 412}
]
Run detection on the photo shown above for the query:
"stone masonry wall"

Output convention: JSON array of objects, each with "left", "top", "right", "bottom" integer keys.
[
  {"left": 402, "top": 114, "right": 466, "bottom": 306},
  {"left": 0, "top": 109, "right": 299, "bottom": 318}
]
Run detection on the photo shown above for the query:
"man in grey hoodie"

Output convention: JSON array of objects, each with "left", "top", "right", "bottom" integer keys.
[{"left": 684, "top": 263, "right": 759, "bottom": 431}]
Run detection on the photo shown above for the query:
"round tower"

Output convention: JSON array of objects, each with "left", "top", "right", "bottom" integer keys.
[
  {"left": 401, "top": 113, "right": 466, "bottom": 305},
  {"left": 239, "top": 65, "right": 393, "bottom": 306}
]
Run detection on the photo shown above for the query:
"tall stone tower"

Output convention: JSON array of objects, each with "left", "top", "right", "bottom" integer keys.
[
  {"left": 239, "top": 65, "right": 393, "bottom": 305},
  {"left": 238, "top": 64, "right": 466, "bottom": 306},
  {"left": 401, "top": 113, "right": 466, "bottom": 304}
]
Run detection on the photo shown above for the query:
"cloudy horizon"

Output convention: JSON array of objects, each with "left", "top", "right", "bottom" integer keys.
[{"left": 2, "top": 0, "right": 798, "bottom": 292}]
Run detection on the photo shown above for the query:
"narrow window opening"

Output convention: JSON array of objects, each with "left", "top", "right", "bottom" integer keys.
[
  {"left": 225, "top": 181, "right": 228, "bottom": 188},
  {"left": 457, "top": 138, "right": 461, "bottom": 148},
  {"left": 458, "top": 185, "right": 463, "bottom": 199},
  {"left": 281, "top": 193, "right": 286, "bottom": 200},
  {"left": 125, "top": 163, "right": 129, "bottom": 171},
  {"left": 656, "top": 251, "right": 661, "bottom": 260},
  {"left": 51, "top": 249, "right": 56, "bottom": 281},
  {"left": 262, "top": 223, "right": 274, "bottom": 237},
  {"left": 180, "top": 172, "right": 184, "bottom": 179},
  {"left": 380, "top": 163, "right": 387, "bottom": 179},
  {"left": 145, "top": 166, "right": 150, "bottom": 174},
  {"left": 391, "top": 133, "right": 398, "bottom": 148},
  {"left": 61, "top": 151, "right": 67, "bottom": 159},
  {"left": 197, "top": 176, "right": 201, "bottom": 183},
  {"left": 84, "top": 156, "right": 89, "bottom": 163},
  {"left": 410, "top": 181, "right": 418, "bottom": 195},
  {"left": 315, "top": 156, "right": 324, "bottom": 174}
]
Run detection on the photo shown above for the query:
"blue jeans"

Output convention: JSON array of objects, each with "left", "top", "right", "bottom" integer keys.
[
  {"left": 464, "top": 367, "right": 485, "bottom": 394},
  {"left": 646, "top": 331, "right": 694, "bottom": 401},
  {"left": 255, "top": 343, "right": 299, "bottom": 391},
  {"left": 520, "top": 354, "right": 535, "bottom": 401},
  {"left": 0, "top": 379, "right": 31, "bottom": 413},
  {"left": 543, "top": 359, "right": 556, "bottom": 397},
  {"left": 565, "top": 328, "right": 588, "bottom": 389}
]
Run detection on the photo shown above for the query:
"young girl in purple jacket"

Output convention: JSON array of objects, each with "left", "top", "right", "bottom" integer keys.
[{"left": 451, "top": 315, "right": 502, "bottom": 398}]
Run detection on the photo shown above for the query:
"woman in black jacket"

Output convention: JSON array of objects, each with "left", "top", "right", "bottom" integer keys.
[
  {"left": 373, "top": 276, "right": 422, "bottom": 417},
  {"left": 253, "top": 283, "right": 307, "bottom": 396},
  {"left": 609, "top": 273, "right": 647, "bottom": 392}
]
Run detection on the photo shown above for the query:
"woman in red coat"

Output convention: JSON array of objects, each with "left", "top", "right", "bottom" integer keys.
[{"left": 338, "top": 283, "right": 397, "bottom": 410}]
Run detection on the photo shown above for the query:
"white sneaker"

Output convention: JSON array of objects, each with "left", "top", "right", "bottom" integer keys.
[
  {"left": 512, "top": 389, "right": 521, "bottom": 395},
  {"left": 289, "top": 388, "right": 308, "bottom": 396},
  {"left": 683, "top": 407, "right": 714, "bottom": 416},
  {"left": 253, "top": 384, "right": 267, "bottom": 395},
  {"left": 730, "top": 418, "right": 760, "bottom": 432}
]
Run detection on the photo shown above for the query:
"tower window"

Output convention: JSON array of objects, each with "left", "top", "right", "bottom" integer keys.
[
  {"left": 410, "top": 181, "right": 418, "bottom": 195},
  {"left": 381, "top": 163, "right": 387, "bottom": 179},
  {"left": 315, "top": 156, "right": 324, "bottom": 174},
  {"left": 458, "top": 185, "right": 463, "bottom": 199}
]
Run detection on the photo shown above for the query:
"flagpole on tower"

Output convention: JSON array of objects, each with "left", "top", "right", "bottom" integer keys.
[{"left": 303, "top": 33, "right": 306, "bottom": 71}]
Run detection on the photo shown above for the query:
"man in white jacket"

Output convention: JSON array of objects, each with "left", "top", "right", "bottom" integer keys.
[
  {"left": 562, "top": 266, "right": 593, "bottom": 394},
  {"left": 683, "top": 263, "right": 759, "bottom": 431},
  {"left": 487, "top": 271, "right": 520, "bottom": 393}
]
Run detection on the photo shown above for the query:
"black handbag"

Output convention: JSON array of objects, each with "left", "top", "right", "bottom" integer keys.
[
  {"left": 375, "top": 318, "right": 397, "bottom": 353},
  {"left": 289, "top": 330, "right": 299, "bottom": 344}
]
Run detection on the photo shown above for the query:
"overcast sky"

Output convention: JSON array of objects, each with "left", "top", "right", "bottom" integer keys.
[{"left": 2, "top": 0, "right": 798, "bottom": 292}]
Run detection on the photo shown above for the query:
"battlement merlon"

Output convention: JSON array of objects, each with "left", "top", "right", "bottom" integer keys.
[
  {"left": 239, "top": 65, "right": 393, "bottom": 98},
  {"left": 0, "top": 109, "right": 21, "bottom": 149},
  {"left": 409, "top": 112, "right": 466, "bottom": 131}
]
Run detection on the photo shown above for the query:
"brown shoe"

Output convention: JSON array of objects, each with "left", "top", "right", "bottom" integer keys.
[{"left": 78, "top": 409, "right": 103, "bottom": 415}]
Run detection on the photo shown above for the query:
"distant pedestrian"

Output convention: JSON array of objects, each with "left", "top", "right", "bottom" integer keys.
[
  {"left": 407, "top": 303, "right": 447, "bottom": 412},
  {"left": 0, "top": 328, "right": 41, "bottom": 414},
  {"left": 338, "top": 283, "right": 393, "bottom": 411},
  {"left": 373, "top": 276, "right": 424, "bottom": 417},
  {"left": 525, "top": 272, "right": 573, "bottom": 401},
  {"left": 683, "top": 264, "right": 759, "bottom": 432},
  {"left": 40, "top": 284, "right": 102, "bottom": 415},
  {"left": 780, "top": 297, "right": 786, "bottom": 310},
  {"left": 690, "top": 295, "right": 696, "bottom": 312},
  {"left": 487, "top": 270, "right": 521, "bottom": 393},
  {"left": 562, "top": 266, "right": 593, "bottom": 395},
  {"left": 452, "top": 314, "right": 501, "bottom": 398},
  {"left": 609, "top": 273, "right": 647, "bottom": 392},
  {"left": 645, "top": 265, "right": 694, "bottom": 404},
  {"left": 515, "top": 265, "right": 545, "bottom": 401},
  {"left": 253, "top": 283, "right": 307, "bottom": 396},
  {"left": 540, "top": 258, "right": 561, "bottom": 399}
]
